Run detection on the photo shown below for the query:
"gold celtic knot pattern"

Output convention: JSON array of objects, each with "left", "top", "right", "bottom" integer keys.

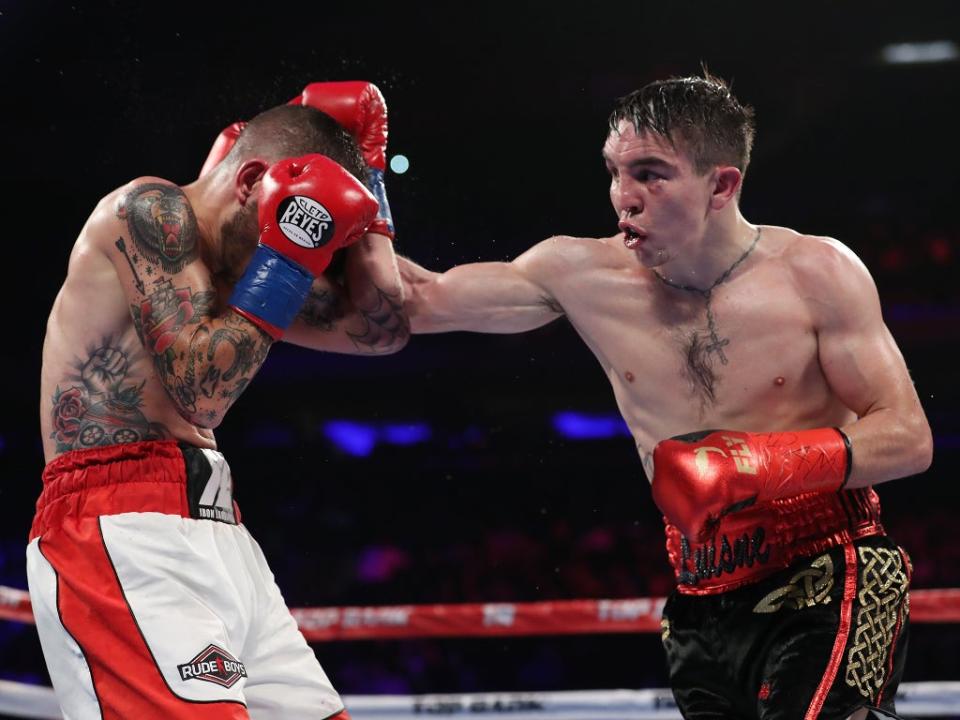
[
  {"left": 844, "top": 547, "right": 909, "bottom": 699},
  {"left": 753, "top": 553, "right": 834, "bottom": 614}
]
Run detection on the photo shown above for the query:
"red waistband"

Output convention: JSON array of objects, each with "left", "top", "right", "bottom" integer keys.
[
  {"left": 665, "top": 488, "right": 884, "bottom": 595},
  {"left": 31, "top": 440, "right": 194, "bottom": 540}
]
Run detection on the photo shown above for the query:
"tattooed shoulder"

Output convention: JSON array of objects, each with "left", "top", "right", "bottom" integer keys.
[{"left": 116, "top": 182, "right": 199, "bottom": 274}]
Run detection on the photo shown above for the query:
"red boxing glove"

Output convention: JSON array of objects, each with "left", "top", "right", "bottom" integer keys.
[
  {"left": 199, "top": 121, "right": 247, "bottom": 178},
  {"left": 651, "top": 427, "right": 852, "bottom": 542},
  {"left": 258, "top": 154, "right": 378, "bottom": 275},
  {"left": 228, "top": 154, "right": 378, "bottom": 339},
  {"left": 292, "top": 81, "right": 394, "bottom": 238},
  {"left": 293, "top": 81, "right": 388, "bottom": 170}
]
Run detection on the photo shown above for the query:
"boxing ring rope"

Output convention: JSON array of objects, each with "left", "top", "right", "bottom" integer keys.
[{"left": 2, "top": 585, "right": 960, "bottom": 718}]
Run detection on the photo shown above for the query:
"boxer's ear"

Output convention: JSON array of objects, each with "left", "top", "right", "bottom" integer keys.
[
  {"left": 235, "top": 159, "right": 268, "bottom": 206},
  {"left": 709, "top": 166, "right": 742, "bottom": 210}
]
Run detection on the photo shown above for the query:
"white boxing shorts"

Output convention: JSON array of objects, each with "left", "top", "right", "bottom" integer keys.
[{"left": 26, "top": 440, "right": 351, "bottom": 720}]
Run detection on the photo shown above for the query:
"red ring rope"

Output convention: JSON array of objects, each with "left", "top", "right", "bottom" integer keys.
[{"left": 2, "top": 585, "right": 958, "bottom": 642}]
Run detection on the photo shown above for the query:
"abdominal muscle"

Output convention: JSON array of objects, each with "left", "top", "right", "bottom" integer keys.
[{"left": 613, "top": 369, "right": 857, "bottom": 483}]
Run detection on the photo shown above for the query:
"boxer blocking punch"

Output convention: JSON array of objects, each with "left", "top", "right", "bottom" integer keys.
[
  {"left": 202, "top": 81, "right": 405, "bottom": 353},
  {"left": 201, "top": 81, "right": 395, "bottom": 240},
  {"left": 229, "top": 154, "right": 379, "bottom": 339},
  {"left": 398, "top": 74, "right": 931, "bottom": 719},
  {"left": 31, "top": 89, "right": 406, "bottom": 719}
]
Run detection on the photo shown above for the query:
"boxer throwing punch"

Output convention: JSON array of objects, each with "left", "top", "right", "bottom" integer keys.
[
  {"left": 400, "top": 74, "right": 931, "bottom": 719},
  {"left": 31, "top": 82, "right": 406, "bottom": 719}
]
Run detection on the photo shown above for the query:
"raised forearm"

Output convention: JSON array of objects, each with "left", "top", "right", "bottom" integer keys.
[
  {"left": 138, "top": 306, "right": 272, "bottom": 428},
  {"left": 341, "top": 233, "right": 409, "bottom": 353},
  {"left": 282, "top": 234, "right": 409, "bottom": 355}
]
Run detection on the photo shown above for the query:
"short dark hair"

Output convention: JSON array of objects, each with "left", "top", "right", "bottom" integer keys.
[
  {"left": 226, "top": 104, "right": 365, "bottom": 181},
  {"left": 608, "top": 72, "right": 756, "bottom": 178}
]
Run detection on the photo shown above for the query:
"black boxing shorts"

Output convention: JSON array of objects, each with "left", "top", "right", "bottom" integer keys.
[{"left": 661, "top": 534, "right": 911, "bottom": 720}]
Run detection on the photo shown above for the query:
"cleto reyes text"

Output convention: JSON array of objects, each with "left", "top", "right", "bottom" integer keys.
[{"left": 277, "top": 195, "right": 334, "bottom": 248}]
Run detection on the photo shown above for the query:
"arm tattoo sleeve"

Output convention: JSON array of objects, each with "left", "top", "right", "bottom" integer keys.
[
  {"left": 118, "top": 183, "right": 271, "bottom": 424},
  {"left": 297, "top": 287, "right": 346, "bottom": 331},
  {"left": 132, "top": 290, "right": 271, "bottom": 422},
  {"left": 347, "top": 285, "right": 410, "bottom": 354}
]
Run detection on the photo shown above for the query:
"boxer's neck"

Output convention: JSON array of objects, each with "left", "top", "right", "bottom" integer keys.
[
  {"left": 181, "top": 171, "right": 237, "bottom": 276},
  {"left": 654, "top": 209, "right": 757, "bottom": 292}
]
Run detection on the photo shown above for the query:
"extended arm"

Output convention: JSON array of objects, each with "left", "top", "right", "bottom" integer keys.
[{"left": 399, "top": 240, "right": 566, "bottom": 334}]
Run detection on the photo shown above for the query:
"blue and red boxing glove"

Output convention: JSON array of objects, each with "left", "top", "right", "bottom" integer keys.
[
  {"left": 228, "top": 154, "right": 378, "bottom": 340},
  {"left": 200, "top": 81, "right": 395, "bottom": 239},
  {"left": 291, "top": 81, "right": 394, "bottom": 239}
]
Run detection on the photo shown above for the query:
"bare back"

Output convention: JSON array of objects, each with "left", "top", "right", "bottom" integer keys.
[{"left": 41, "top": 182, "right": 223, "bottom": 463}]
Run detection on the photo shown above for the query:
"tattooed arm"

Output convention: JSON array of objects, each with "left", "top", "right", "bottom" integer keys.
[
  {"left": 109, "top": 179, "right": 272, "bottom": 428},
  {"left": 282, "top": 232, "right": 410, "bottom": 355}
]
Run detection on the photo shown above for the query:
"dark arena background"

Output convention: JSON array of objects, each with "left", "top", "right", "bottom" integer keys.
[{"left": 1, "top": 1, "right": 959, "bottom": 718}]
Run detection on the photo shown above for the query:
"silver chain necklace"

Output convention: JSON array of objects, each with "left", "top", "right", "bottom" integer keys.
[{"left": 652, "top": 226, "right": 761, "bottom": 366}]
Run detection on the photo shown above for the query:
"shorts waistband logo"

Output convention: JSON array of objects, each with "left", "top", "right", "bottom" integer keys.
[{"left": 184, "top": 447, "right": 236, "bottom": 524}]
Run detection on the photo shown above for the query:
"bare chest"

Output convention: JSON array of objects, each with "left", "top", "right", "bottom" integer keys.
[{"left": 556, "top": 265, "right": 833, "bottom": 439}]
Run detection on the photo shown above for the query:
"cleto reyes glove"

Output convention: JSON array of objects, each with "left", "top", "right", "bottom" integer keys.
[
  {"left": 650, "top": 427, "right": 852, "bottom": 542},
  {"left": 228, "top": 154, "right": 378, "bottom": 340},
  {"left": 200, "top": 81, "right": 396, "bottom": 239},
  {"left": 291, "top": 81, "right": 395, "bottom": 239}
]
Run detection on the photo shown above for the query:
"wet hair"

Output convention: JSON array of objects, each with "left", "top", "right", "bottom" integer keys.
[
  {"left": 225, "top": 104, "right": 366, "bottom": 181},
  {"left": 608, "top": 72, "right": 756, "bottom": 178}
]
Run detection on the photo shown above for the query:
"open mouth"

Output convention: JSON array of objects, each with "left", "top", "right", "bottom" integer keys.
[{"left": 619, "top": 222, "right": 647, "bottom": 250}]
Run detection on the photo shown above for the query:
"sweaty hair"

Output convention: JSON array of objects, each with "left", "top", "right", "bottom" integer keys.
[
  {"left": 608, "top": 72, "right": 756, "bottom": 178},
  {"left": 225, "top": 104, "right": 366, "bottom": 181}
]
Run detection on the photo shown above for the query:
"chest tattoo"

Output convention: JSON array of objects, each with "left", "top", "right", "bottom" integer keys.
[
  {"left": 680, "top": 317, "right": 729, "bottom": 408},
  {"left": 655, "top": 228, "right": 761, "bottom": 410}
]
